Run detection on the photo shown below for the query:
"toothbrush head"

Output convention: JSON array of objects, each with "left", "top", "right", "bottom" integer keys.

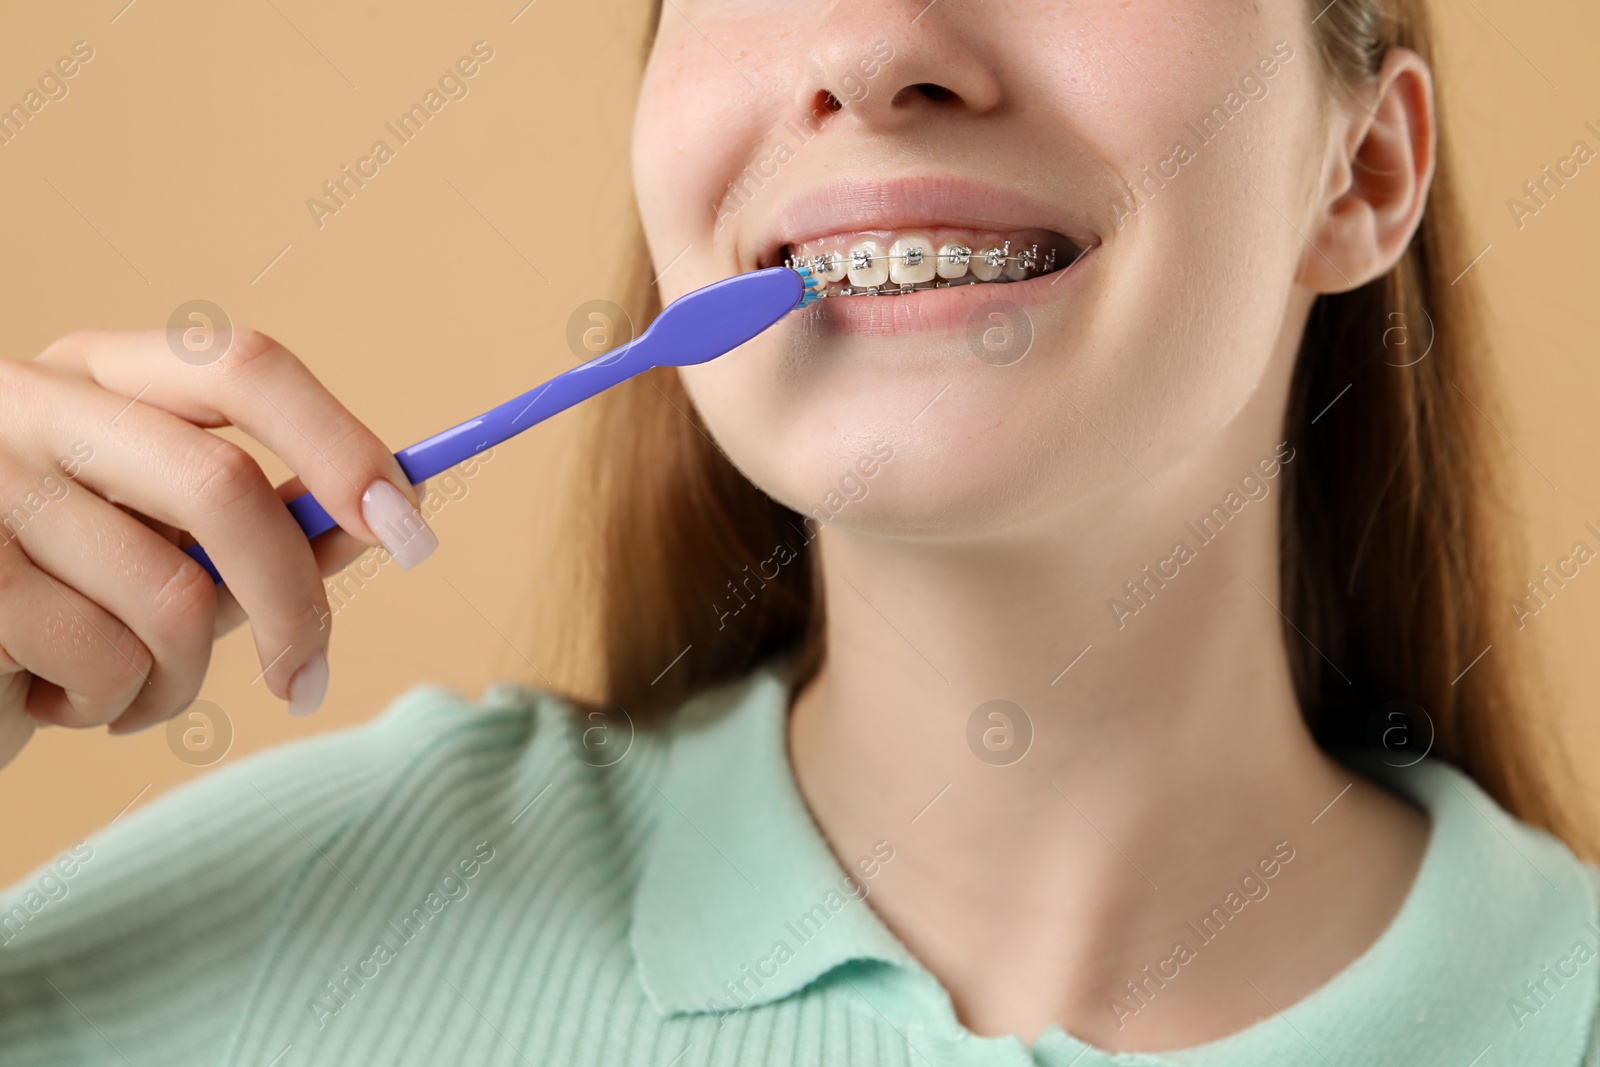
[
  {"left": 637, "top": 265, "right": 819, "bottom": 368},
  {"left": 794, "top": 265, "right": 826, "bottom": 309}
]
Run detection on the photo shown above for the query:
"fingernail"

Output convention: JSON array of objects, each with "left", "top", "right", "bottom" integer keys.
[
  {"left": 109, "top": 719, "right": 158, "bottom": 736},
  {"left": 288, "top": 651, "right": 329, "bottom": 717},
  {"left": 361, "top": 478, "right": 439, "bottom": 570}
]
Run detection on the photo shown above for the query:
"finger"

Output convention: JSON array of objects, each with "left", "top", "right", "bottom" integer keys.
[
  {"left": 105, "top": 500, "right": 369, "bottom": 734},
  {"left": 109, "top": 477, "right": 364, "bottom": 641},
  {"left": 9, "top": 374, "right": 331, "bottom": 700},
  {"left": 0, "top": 673, "right": 35, "bottom": 771},
  {"left": 209, "top": 476, "right": 372, "bottom": 640},
  {"left": 3, "top": 463, "right": 221, "bottom": 736},
  {"left": 0, "top": 533, "right": 153, "bottom": 728},
  {"left": 37, "top": 329, "right": 439, "bottom": 567}
]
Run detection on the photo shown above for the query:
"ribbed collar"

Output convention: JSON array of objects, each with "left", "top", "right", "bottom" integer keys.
[
  {"left": 628, "top": 655, "right": 1600, "bottom": 1066},
  {"left": 629, "top": 654, "right": 920, "bottom": 1018}
]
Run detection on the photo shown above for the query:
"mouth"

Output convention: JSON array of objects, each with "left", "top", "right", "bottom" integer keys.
[
  {"left": 760, "top": 226, "right": 1090, "bottom": 299},
  {"left": 746, "top": 177, "right": 1101, "bottom": 326}
]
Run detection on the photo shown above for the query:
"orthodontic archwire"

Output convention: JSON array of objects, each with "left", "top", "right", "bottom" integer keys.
[
  {"left": 782, "top": 239, "right": 1064, "bottom": 299},
  {"left": 793, "top": 262, "right": 827, "bottom": 308}
]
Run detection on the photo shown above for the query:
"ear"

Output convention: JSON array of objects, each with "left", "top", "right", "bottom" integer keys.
[{"left": 1298, "top": 48, "right": 1436, "bottom": 293}]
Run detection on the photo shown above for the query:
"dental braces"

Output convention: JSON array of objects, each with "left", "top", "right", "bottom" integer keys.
[{"left": 783, "top": 239, "right": 1063, "bottom": 298}]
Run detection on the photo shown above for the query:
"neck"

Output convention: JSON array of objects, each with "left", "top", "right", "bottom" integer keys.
[{"left": 786, "top": 426, "right": 1408, "bottom": 1049}]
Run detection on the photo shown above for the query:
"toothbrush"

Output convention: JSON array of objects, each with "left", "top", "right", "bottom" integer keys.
[{"left": 184, "top": 265, "right": 824, "bottom": 584}]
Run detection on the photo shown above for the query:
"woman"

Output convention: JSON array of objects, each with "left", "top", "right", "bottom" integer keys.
[{"left": 1, "top": 0, "right": 1595, "bottom": 1063}]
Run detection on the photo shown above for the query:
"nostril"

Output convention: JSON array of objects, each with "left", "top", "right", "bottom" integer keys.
[
  {"left": 817, "top": 90, "right": 843, "bottom": 113},
  {"left": 892, "top": 83, "right": 958, "bottom": 107}
]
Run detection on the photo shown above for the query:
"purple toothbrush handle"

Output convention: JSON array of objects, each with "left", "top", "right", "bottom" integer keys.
[{"left": 184, "top": 266, "right": 806, "bottom": 584}]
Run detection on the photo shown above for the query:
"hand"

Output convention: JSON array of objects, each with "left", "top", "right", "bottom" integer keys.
[{"left": 0, "top": 328, "right": 439, "bottom": 769}]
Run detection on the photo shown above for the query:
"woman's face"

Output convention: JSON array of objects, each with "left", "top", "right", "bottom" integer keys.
[{"left": 632, "top": 0, "right": 1331, "bottom": 533}]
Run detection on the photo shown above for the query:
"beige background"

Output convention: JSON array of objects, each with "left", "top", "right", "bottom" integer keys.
[{"left": 1, "top": 0, "right": 1597, "bottom": 885}]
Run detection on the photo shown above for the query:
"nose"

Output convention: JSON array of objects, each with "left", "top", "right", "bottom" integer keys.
[{"left": 799, "top": 2, "right": 1003, "bottom": 131}]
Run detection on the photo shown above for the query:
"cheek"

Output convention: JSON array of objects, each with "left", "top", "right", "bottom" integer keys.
[
  {"left": 631, "top": 16, "right": 794, "bottom": 293},
  {"left": 631, "top": 41, "right": 723, "bottom": 281},
  {"left": 1084, "top": 46, "right": 1325, "bottom": 456}
]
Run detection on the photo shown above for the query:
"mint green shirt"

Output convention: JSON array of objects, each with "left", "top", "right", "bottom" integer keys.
[{"left": 3, "top": 655, "right": 1599, "bottom": 1065}]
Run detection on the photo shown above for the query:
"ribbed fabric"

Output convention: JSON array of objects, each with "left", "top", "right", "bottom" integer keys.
[{"left": 2, "top": 657, "right": 1600, "bottom": 1066}]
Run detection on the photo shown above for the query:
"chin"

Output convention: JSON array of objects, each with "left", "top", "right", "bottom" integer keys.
[{"left": 720, "top": 406, "right": 1101, "bottom": 541}]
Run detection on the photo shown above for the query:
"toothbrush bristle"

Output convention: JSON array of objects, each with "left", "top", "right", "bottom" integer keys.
[{"left": 788, "top": 264, "right": 826, "bottom": 309}]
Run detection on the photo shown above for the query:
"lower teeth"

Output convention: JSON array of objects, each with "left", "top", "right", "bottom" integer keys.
[{"left": 807, "top": 275, "right": 1038, "bottom": 298}]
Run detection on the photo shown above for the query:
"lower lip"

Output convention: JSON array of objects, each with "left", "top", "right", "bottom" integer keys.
[{"left": 794, "top": 245, "right": 1097, "bottom": 336}]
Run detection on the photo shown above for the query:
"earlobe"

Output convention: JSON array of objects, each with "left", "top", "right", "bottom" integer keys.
[{"left": 1298, "top": 49, "right": 1436, "bottom": 294}]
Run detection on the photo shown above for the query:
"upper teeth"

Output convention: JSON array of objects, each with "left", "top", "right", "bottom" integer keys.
[
  {"left": 889, "top": 234, "right": 936, "bottom": 284},
  {"left": 847, "top": 242, "right": 888, "bottom": 287},
  {"left": 970, "top": 245, "right": 1008, "bottom": 282},
  {"left": 784, "top": 232, "right": 1065, "bottom": 297},
  {"left": 936, "top": 243, "right": 972, "bottom": 278}
]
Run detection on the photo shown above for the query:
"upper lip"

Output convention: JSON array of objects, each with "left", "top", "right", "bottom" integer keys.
[{"left": 748, "top": 174, "right": 1099, "bottom": 271}]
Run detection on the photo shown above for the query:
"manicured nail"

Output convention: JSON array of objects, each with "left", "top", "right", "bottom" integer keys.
[
  {"left": 288, "top": 651, "right": 329, "bottom": 717},
  {"left": 360, "top": 478, "right": 439, "bottom": 570}
]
